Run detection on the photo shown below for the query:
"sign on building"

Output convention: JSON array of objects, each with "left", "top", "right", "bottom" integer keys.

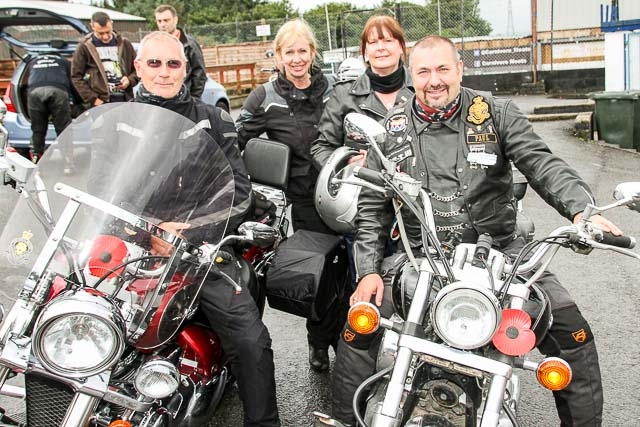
[
  {"left": 462, "top": 45, "right": 532, "bottom": 74},
  {"left": 322, "top": 50, "right": 345, "bottom": 64}
]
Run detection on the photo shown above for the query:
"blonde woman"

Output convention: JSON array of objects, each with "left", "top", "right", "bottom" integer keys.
[{"left": 236, "top": 19, "right": 340, "bottom": 372}]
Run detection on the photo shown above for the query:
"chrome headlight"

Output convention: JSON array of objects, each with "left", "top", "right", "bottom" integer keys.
[
  {"left": 431, "top": 282, "right": 501, "bottom": 350},
  {"left": 134, "top": 359, "right": 180, "bottom": 399},
  {"left": 32, "top": 289, "right": 125, "bottom": 378}
]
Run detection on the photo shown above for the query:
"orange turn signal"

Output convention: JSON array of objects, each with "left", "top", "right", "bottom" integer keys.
[
  {"left": 108, "top": 420, "right": 132, "bottom": 427},
  {"left": 347, "top": 302, "right": 380, "bottom": 334},
  {"left": 537, "top": 357, "right": 572, "bottom": 391}
]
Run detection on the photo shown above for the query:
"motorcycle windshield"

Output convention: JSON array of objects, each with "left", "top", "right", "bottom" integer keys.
[{"left": 0, "top": 103, "right": 235, "bottom": 349}]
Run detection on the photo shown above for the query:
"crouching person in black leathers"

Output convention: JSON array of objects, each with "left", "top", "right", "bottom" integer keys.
[
  {"left": 26, "top": 52, "right": 76, "bottom": 171},
  {"left": 133, "top": 31, "right": 280, "bottom": 426},
  {"left": 328, "top": 35, "right": 625, "bottom": 427}
]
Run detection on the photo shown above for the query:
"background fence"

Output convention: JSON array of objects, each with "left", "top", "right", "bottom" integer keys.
[
  {"left": 182, "top": 2, "right": 527, "bottom": 71},
  {"left": 1, "top": 1, "right": 616, "bottom": 95},
  {"left": 116, "top": 1, "right": 540, "bottom": 81}
]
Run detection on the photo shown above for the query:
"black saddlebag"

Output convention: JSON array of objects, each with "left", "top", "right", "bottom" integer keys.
[{"left": 266, "top": 230, "right": 348, "bottom": 321}]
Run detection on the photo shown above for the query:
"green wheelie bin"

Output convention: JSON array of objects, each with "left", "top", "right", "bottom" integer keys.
[{"left": 590, "top": 91, "right": 640, "bottom": 151}]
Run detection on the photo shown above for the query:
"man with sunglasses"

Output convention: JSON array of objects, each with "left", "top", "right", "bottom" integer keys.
[
  {"left": 132, "top": 31, "right": 280, "bottom": 427},
  {"left": 71, "top": 11, "right": 138, "bottom": 108}
]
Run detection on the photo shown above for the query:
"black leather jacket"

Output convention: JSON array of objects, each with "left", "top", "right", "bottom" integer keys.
[
  {"left": 236, "top": 67, "right": 333, "bottom": 200},
  {"left": 310, "top": 67, "right": 413, "bottom": 170},
  {"left": 354, "top": 87, "right": 595, "bottom": 280},
  {"left": 179, "top": 28, "right": 207, "bottom": 99}
]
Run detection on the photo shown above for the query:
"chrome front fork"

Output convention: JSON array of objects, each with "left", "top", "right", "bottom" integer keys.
[
  {"left": 372, "top": 261, "right": 435, "bottom": 427},
  {"left": 61, "top": 394, "right": 101, "bottom": 427},
  {"left": 369, "top": 258, "right": 514, "bottom": 427}
]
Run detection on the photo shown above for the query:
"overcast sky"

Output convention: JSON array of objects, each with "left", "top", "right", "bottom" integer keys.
[{"left": 285, "top": 0, "right": 531, "bottom": 36}]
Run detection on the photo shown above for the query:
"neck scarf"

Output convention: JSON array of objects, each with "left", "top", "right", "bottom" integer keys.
[
  {"left": 134, "top": 84, "right": 193, "bottom": 118},
  {"left": 366, "top": 63, "right": 405, "bottom": 94},
  {"left": 414, "top": 94, "right": 461, "bottom": 123}
]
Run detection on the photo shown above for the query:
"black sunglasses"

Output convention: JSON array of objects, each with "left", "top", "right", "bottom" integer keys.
[{"left": 146, "top": 59, "right": 183, "bottom": 69}]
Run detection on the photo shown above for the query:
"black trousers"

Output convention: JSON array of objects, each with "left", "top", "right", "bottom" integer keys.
[
  {"left": 199, "top": 272, "right": 280, "bottom": 426},
  {"left": 28, "top": 86, "right": 71, "bottom": 156},
  {"left": 291, "top": 197, "right": 345, "bottom": 350},
  {"left": 332, "top": 238, "right": 603, "bottom": 426}
]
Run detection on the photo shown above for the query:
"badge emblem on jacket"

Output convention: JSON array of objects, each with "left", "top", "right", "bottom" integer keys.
[
  {"left": 467, "top": 96, "right": 490, "bottom": 125},
  {"left": 386, "top": 113, "right": 408, "bottom": 134}
]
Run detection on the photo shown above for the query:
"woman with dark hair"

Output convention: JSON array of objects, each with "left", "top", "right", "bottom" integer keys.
[
  {"left": 311, "top": 15, "right": 413, "bottom": 169},
  {"left": 236, "top": 19, "right": 340, "bottom": 372},
  {"left": 310, "top": 15, "right": 414, "bottom": 426},
  {"left": 311, "top": 15, "right": 413, "bottom": 303}
]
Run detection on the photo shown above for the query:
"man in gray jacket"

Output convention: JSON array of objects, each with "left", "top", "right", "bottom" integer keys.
[
  {"left": 329, "top": 35, "right": 623, "bottom": 427},
  {"left": 155, "top": 4, "right": 207, "bottom": 99}
]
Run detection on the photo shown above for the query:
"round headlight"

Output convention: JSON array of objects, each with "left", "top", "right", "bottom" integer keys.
[
  {"left": 431, "top": 283, "right": 501, "bottom": 350},
  {"left": 134, "top": 359, "right": 180, "bottom": 399},
  {"left": 32, "top": 290, "right": 125, "bottom": 378}
]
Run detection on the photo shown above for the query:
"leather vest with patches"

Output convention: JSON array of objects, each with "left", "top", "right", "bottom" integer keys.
[{"left": 380, "top": 87, "right": 517, "bottom": 247}]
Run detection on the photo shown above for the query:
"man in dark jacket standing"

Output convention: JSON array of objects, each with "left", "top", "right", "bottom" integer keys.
[
  {"left": 328, "top": 35, "right": 625, "bottom": 427},
  {"left": 71, "top": 11, "right": 138, "bottom": 108},
  {"left": 154, "top": 4, "right": 207, "bottom": 99},
  {"left": 26, "top": 52, "right": 74, "bottom": 170},
  {"left": 133, "top": 31, "right": 280, "bottom": 427}
]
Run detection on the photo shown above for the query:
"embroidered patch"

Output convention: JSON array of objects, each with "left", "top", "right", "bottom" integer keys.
[
  {"left": 466, "top": 123, "right": 498, "bottom": 144},
  {"left": 467, "top": 131, "right": 497, "bottom": 144},
  {"left": 343, "top": 329, "right": 356, "bottom": 342},
  {"left": 385, "top": 113, "right": 408, "bottom": 134},
  {"left": 467, "top": 95, "right": 491, "bottom": 125},
  {"left": 572, "top": 329, "right": 587, "bottom": 343},
  {"left": 387, "top": 143, "right": 414, "bottom": 163}
]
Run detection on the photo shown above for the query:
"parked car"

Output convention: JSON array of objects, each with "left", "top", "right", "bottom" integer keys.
[{"left": 0, "top": 5, "right": 229, "bottom": 157}]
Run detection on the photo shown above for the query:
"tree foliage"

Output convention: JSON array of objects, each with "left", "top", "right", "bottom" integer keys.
[
  {"left": 105, "top": 0, "right": 492, "bottom": 45},
  {"left": 109, "top": 0, "right": 295, "bottom": 28}
]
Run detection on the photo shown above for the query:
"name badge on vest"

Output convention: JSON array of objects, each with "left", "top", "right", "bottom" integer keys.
[
  {"left": 466, "top": 144, "right": 496, "bottom": 169},
  {"left": 466, "top": 126, "right": 498, "bottom": 144}
]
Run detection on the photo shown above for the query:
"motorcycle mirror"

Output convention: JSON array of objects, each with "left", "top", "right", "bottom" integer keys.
[
  {"left": 343, "top": 113, "right": 396, "bottom": 175},
  {"left": 238, "top": 221, "right": 279, "bottom": 248},
  {"left": 265, "top": 49, "right": 275, "bottom": 59},
  {"left": 613, "top": 182, "right": 640, "bottom": 213},
  {"left": 344, "top": 112, "right": 386, "bottom": 143}
]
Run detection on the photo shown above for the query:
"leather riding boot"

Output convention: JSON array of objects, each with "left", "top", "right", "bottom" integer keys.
[
  {"left": 309, "top": 344, "right": 330, "bottom": 372},
  {"left": 552, "top": 341, "right": 603, "bottom": 426}
]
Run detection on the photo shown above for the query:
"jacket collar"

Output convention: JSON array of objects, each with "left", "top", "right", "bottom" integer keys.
[
  {"left": 83, "top": 31, "right": 122, "bottom": 46},
  {"left": 176, "top": 27, "right": 189, "bottom": 44},
  {"left": 274, "top": 65, "right": 328, "bottom": 101},
  {"left": 349, "top": 66, "right": 413, "bottom": 96}
]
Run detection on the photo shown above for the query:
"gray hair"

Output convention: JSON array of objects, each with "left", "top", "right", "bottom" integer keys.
[{"left": 136, "top": 31, "right": 187, "bottom": 62}]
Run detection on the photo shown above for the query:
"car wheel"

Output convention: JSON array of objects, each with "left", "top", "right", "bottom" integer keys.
[{"left": 215, "top": 100, "right": 230, "bottom": 113}]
